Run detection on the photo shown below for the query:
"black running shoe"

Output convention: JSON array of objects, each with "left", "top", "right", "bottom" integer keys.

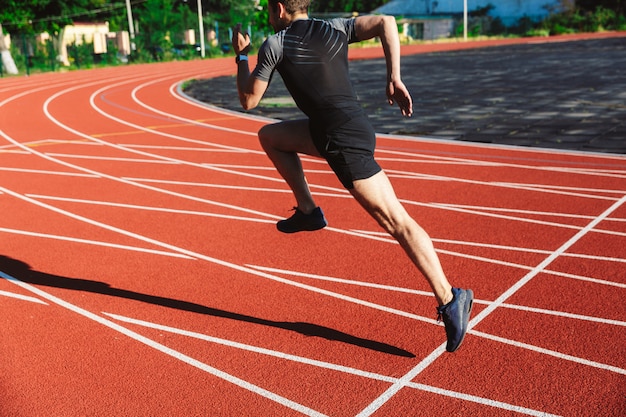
[
  {"left": 277, "top": 207, "right": 328, "bottom": 233},
  {"left": 436, "top": 288, "right": 474, "bottom": 352}
]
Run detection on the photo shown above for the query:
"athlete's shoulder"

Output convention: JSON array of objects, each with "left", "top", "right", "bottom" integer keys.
[
  {"left": 263, "top": 30, "right": 285, "bottom": 49},
  {"left": 254, "top": 32, "right": 285, "bottom": 82},
  {"left": 320, "top": 17, "right": 357, "bottom": 40}
]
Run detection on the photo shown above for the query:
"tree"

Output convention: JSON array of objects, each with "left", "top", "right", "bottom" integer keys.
[
  {"left": 135, "top": 0, "right": 192, "bottom": 59},
  {"left": 176, "top": 0, "right": 239, "bottom": 15},
  {"left": 310, "top": 0, "right": 389, "bottom": 14},
  {"left": 0, "top": 0, "right": 110, "bottom": 35},
  {"left": 577, "top": 0, "right": 624, "bottom": 15}
]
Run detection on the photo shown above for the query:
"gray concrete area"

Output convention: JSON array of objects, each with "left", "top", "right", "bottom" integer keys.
[{"left": 185, "top": 37, "right": 626, "bottom": 154}]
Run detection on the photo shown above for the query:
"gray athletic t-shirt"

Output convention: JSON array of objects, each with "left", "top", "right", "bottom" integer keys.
[{"left": 252, "top": 18, "right": 364, "bottom": 130}]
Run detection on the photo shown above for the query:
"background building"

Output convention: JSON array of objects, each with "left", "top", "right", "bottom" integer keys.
[{"left": 373, "top": 0, "right": 566, "bottom": 40}]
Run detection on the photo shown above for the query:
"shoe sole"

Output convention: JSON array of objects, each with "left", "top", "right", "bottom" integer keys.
[
  {"left": 276, "top": 221, "right": 328, "bottom": 233},
  {"left": 276, "top": 223, "right": 327, "bottom": 233}
]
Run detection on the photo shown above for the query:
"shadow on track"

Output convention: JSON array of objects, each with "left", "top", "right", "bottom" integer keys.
[{"left": 0, "top": 255, "right": 415, "bottom": 358}]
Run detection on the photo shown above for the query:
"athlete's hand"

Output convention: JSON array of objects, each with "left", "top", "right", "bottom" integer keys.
[
  {"left": 387, "top": 79, "right": 413, "bottom": 117},
  {"left": 232, "top": 23, "right": 251, "bottom": 55}
]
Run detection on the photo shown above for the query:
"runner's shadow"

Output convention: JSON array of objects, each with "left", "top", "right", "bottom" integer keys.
[{"left": 0, "top": 255, "right": 415, "bottom": 358}]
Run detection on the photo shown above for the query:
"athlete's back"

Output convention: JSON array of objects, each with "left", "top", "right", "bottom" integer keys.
[{"left": 256, "top": 18, "right": 364, "bottom": 129}]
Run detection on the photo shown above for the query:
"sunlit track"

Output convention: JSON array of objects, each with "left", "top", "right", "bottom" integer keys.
[
  {"left": 2, "top": 50, "right": 626, "bottom": 416},
  {"left": 23, "top": 184, "right": 626, "bottom": 295},
  {"left": 358, "top": 194, "right": 626, "bottom": 415},
  {"left": 38, "top": 85, "right": 626, "bottom": 236},
  {"left": 0, "top": 270, "right": 327, "bottom": 417},
  {"left": 10, "top": 126, "right": 619, "bottom": 283}
]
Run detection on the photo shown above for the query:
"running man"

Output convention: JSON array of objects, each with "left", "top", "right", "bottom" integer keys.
[{"left": 232, "top": 0, "right": 473, "bottom": 352}]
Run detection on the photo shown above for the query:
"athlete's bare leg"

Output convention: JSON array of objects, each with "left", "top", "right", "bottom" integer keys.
[
  {"left": 350, "top": 171, "right": 453, "bottom": 306},
  {"left": 258, "top": 119, "right": 321, "bottom": 214},
  {"left": 259, "top": 121, "right": 452, "bottom": 304}
]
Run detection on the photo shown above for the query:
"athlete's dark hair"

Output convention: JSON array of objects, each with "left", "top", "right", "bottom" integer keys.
[{"left": 268, "top": 0, "right": 310, "bottom": 15}]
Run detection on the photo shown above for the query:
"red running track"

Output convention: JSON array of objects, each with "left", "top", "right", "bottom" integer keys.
[{"left": 1, "top": 37, "right": 625, "bottom": 416}]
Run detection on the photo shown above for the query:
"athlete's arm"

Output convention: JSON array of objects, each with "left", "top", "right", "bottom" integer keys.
[
  {"left": 235, "top": 60, "right": 268, "bottom": 111},
  {"left": 232, "top": 24, "right": 268, "bottom": 110},
  {"left": 354, "top": 15, "right": 413, "bottom": 117}
]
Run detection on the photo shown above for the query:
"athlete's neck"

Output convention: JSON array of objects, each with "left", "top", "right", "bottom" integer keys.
[{"left": 287, "top": 12, "right": 309, "bottom": 24}]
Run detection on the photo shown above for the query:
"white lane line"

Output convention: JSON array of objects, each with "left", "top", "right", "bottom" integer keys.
[
  {"left": 126, "top": 175, "right": 348, "bottom": 198},
  {"left": 0, "top": 166, "right": 100, "bottom": 178},
  {"left": 201, "top": 164, "right": 288, "bottom": 171},
  {"left": 471, "top": 330, "right": 626, "bottom": 375},
  {"left": 0, "top": 271, "right": 325, "bottom": 417},
  {"left": 132, "top": 77, "right": 262, "bottom": 137},
  {"left": 378, "top": 147, "right": 626, "bottom": 180},
  {"left": 249, "top": 265, "right": 626, "bottom": 327},
  {"left": 406, "top": 383, "right": 562, "bottom": 417},
  {"left": 0, "top": 68, "right": 136, "bottom": 95},
  {"left": 375, "top": 156, "right": 491, "bottom": 166},
  {"left": 44, "top": 153, "right": 180, "bottom": 164},
  {"left": 244, "top": 267, "right": 626, "bottom": 377},
  {"left": 499, "top": 303, "right": 626, "bottom": 327},
  {"left": 41, "top": 68, "right": 261, "bottom": 163},
  {"left": 427, "top": 205, "right": 626, "bottom": 237},
  {"left": 427, "top": 202, "right": 599, "bottom": 231},
  {"left": 495, "top": 181, "right": 626, "bottom": 195},
  {"left": 103, "top": 312, "right": 398, "bottom": 382},
  {"left": 92, "top": 75, "right": 260, "bottom": 143},
  {"left": 0, "top": 227, "right": 195, "bottom": 259},
  {"left": 492, "top": 181, "right": 623, "bottom": 200},
  {"left": 0, "top": 73, "right": 132, "bottom": 107},
  {"left": 356, "top": 195, "right": 626, "bottom": 416},
  {"left": 174, "top": 78, "right": 279, "bottom": 123},
  {"left": 26, "top": 194, "right": 277, "bottom": 225},
  {"left": 433, "top": 203, "right": 626, "bottom": 222},
  {"left": 0, "top": 149, "right": 29, "bottom": 154},
  {"left": 562, "top": 252, "right": 626, "bottom": 264},
  {"left": 378, "top": 155, "right": 626, "bottom": 181},
  {"left": 388, "top": 168, "right": 620, "bottom": 202},
  {"left": 120, "top": 144, "right": 249, "bottom": 152},
  {"left": 0, "top": 289, "right": 48, "bottom": 305},
  {"left": 122, "top": 177, "right": 300, "bottom": 195},
  {"left": 10, "top": 139, "right": 101, "bottom": 148},
  {"left": 105, "top": 312, "right": 561, "bottom": 417},
  {"left": 545, "top": 269, "right": 626, "bottom": 289},
  {"left": 39, "top": 84, "right": 322, "bottom": 219},
  {"left": 434, "top": 237, "right": 626, "bottom": 264},
  {"left": 379, "top": 130, "right": 626, "bottom": 161},
  {"left": 247, "top": 264, "right": 434, "bottom": 297}
]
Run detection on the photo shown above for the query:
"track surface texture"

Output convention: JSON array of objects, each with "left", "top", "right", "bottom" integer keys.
[{"left": 1, "top": 33, "right": 625, "bottom": 416}]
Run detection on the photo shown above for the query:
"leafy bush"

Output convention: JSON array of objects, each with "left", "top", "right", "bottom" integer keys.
[{"left": 538, "top": 6, "right": 624, "bottom": 35}]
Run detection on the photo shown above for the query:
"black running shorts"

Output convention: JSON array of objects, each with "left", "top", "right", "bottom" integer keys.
[{"left": 309, "top": 115, "right": 382, "bottom": 189}]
